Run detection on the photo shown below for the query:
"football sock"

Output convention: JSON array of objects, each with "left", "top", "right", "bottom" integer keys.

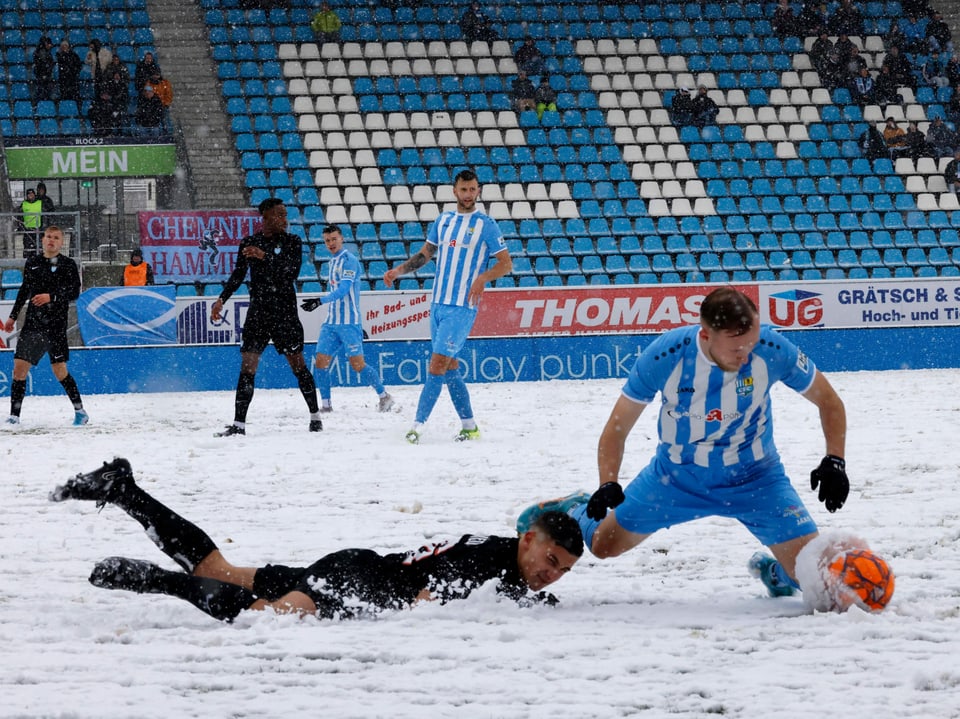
[
  {"left": 769, "top": 560, "right": 801, "bottom": 590},
  {"left": 571, "top": 503, "right": 603, "bottom": 555},
  {"left": 59, "top": 374, "right": 83, "bottom": 409},
  {"left": 295, "top": 367, "right": 319, "bottom": 413},
  {"left": 112, "top": 484, "right": 218, "bottom": 573},
  {"left": 143, "top": 569, "right": 257, "bottom": 622},
  {"left": 10, "top": 379, "right": 26, "bottom": 417},
  {"left": 359, "top": 365, "right": 385, "bottom": 395},
  {"left": 234, "top": 371, "right": 256, "bottom": 423},
  {"left": 315, "top": 366, "right": 332, "bottom": 402},
  {"left": 414, "top": 372, "right": 444, "bottom": 424},
  {"left": 444, "top": 369, "right": 474, "bottom": 421}
]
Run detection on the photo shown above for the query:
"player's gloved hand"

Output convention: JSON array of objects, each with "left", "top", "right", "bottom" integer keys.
[
  {"left": 810, "top": 455, "right": 849, "bottom": 513},
  {"left": 300, "top": 298, "right": 322, "bottom": 312},
  {"left": 586, "top": 482, "right": 625, "bottom": 521}
]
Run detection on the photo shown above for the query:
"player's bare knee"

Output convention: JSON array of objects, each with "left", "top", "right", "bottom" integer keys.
[{"left": 348, "top": 356, "right": 366, "bottom": 372}]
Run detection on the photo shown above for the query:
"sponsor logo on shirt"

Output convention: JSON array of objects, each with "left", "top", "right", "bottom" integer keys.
[{"left": 667, "top": 408, "right": 744, "bottom": 422}]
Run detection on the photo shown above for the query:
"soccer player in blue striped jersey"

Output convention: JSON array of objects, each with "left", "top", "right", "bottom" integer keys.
[
  {"left": 383, "top": 169, "right": 512, "bottom": 443},
  {"left": 518, "top": 287, "right": 852, "bottom": 602},
  {"left": 301, "top": 225, "right": 394, "bottom": 412}
]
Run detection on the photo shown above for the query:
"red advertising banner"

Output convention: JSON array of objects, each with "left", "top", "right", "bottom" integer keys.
[
  {"left": 138, "top": 210, "right": 261, "bottom": 282},
  {"left": 471, "top": 285, "right": 758, "bottom": 336}
]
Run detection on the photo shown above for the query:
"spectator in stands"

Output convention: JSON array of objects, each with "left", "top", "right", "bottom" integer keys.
[
  {"left": 859, "top": 123, "right": 888, "bottom": 161},
  {"left": 149, "top": 72, "right": 173, "bottom": 108},
  {"left": 828, "top": 0, "right": 863, "bottom": 37},
  {"left": 797, "top": 1, "right": 827, "bottom": 37},
  {"left": 534, "top": 76, "right": 557, "bottom": 120},
  {"left": 873, "top": 64, "right": 902, "bottom": 105},
  {"left": 809, "top": 29, "right": 834, "bottom": 77},
  {"left": 310, "top": 2, "right": 342, "bottom": 45},
  {"left": 883, "top": 117, "right": 910, "bottom": 159},
  {"left": 85, "top": 39, "right": 112, "bottom": 94},
  {"left": 882, "top": 45, "right": 914, "bottom": 88},
  {"left": 691, "top": 86, "right": 719, "bottom": 128},
  {"left": 948, "top": 93, "right": 960, "bottom": 126},
  {"left": 19, "top": 189, "right": 43, "bottom": 258},
  {"left": 904, "top": 121, "right": 933, "bottom": 160},
  {"left": 927, "top": 116, "right": 957, "bottom": 157},
  {"left": 102, "top": 68, "right": 130, "bottom": 133},
  {"left": 56, "top": 40, "right": 82, "bottom": 102},
  {"left": 900, "top": 13, "right": 930, "bottom": 56},
  {"left": 945, "top": 149, "right": 960, "bottom": 192},
  {"left": 901, "top": 0, "right": 931, "bottom": 16},
  {"left": 670, "top": 86, "right": 695, "bottom": 127},
  {"left": 106, "top": 54, "right": 130, "bottom": 87},
  {"left": 149, "top": 71, "right": 173, "bottom": 131},
  {"left": 514, "top": 37, "right": 544, "bottom": 75},
  {"left": 135, "top": 84, "right": 165, "bottom": 137},
  {"left": 833, "top": 33, "right": 856, "bottom": 66},
  {"left": 87, "top": 90, "right": 113, "bottom": 137},
  {"left": 849, "top": 66, "right": 876, "bottom": 106},
  {"left": 121, "top": 248, "right": 155, "bottom": 286},
  {"left": 926, "top": 11, "right": 954, "bottom": 56},
  {"left": 945, "top": 53, "right": 960, "bottom": 87},
  {"left": 32, "top": 36, "right": 55, "bottom": 102},
  {"left": 819, "top": 48, "right": 847, "bottom": 92},
  {"left": 923, "top": 50, "right": 950, "bottom": 88},
  {"left": 36, "top": 182, "right": 55, "bottom": 214},
  {"left": 459, "top": 1, "right": 497, "bottom": 43},
  {"left": 883, "top": 20, "right": 906, "bottom": 52},
  {"left": 134, "top": 51, "right": 160, "bottom": 93},
  {"left": 772, "top": 0, "right": 800, "bottom": 40},
  {"left": 511, "top": 70, "right": 536, "bottom": 113},
  {"left": 845, "top": 45, "right": 867, "bottom": 82}
]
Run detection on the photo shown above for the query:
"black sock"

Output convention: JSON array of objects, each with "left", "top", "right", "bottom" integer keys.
[
  {"left": 295, "top": 367, "right": 319, "bottom": 413},
  {"left": 140, "top": 568, "right": 258, "bottom": 622},
  {"left": 59, "top": 374, "right": 83, "bottom": 409},
  {"left": 234, "top": 371, "right": 255, "bottom": 423},
  {"left": 113, "top": 484, "right": 218, "bottom": 573},
  {"left": 10, "top": 379, "right": 26, "bottom": 416}
]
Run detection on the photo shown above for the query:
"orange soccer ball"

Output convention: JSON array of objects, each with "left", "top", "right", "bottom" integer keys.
[{"left": 828, "top": 549, "right": 895, "bottom": 611}]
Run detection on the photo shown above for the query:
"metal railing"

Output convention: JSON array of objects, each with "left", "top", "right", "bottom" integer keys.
[{"left": 0, "top": 211, "right": 83, "bottom": 268}]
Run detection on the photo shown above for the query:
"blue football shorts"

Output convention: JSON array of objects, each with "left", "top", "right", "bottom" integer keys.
[
  {"left": 430, "top": 304, "right": 477, "bottom": 358},
  {"left": 315, "top": 324, "right": 364, "bottom": 358},
  {"left": 614, "top": 453, "right": 818, "bottom": 547}
]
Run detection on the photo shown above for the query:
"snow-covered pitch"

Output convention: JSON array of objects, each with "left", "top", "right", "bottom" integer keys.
[{"left": 3, "top": 369, "right": 959, "bottom": 718}]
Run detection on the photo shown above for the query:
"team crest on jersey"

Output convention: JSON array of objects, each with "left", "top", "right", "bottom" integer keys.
[
  {"left": 796, "top": 350, "right": 809, "bottom": 371},
  {"left": 736, "top": 376, "right": 754, "bottom": 397}
]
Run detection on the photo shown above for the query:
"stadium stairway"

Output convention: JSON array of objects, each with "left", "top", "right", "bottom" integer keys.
[{"left": 146, "top": 0, "right": 246, "bottom": 208}]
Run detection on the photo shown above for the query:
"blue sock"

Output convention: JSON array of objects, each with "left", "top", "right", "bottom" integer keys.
[
  {"left": 415, "top": 373, "right": 444, "bottom": 424},
  {"left": 315, "top": 367, "right": 331, "bottom": 402},
  {"left": 359, "top": 365, "right": 385, "bottom": 395},
  {"left": 445, "top": 369, "right": 474, "bottom": 420},
  {"left": 570, "top": 503, "right": 602, "bottom": 555},
  {"left": 770, "top": 561, "right": 801, "bottom": 590}
]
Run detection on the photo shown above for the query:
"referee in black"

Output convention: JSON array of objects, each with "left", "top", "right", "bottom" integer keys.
[
  {"left": 3, "top": 225, "right": 88, "bottom": 426},
  {"left": 52, "top": 458, "right": 584, "bottom": 622},
  {"left": 211, "top": 198, "right": 323, "bottom": 436}
]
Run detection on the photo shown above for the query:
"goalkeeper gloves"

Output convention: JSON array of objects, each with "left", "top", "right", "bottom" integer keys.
[
  {"left": 810, "top": 455, "right": 849, "bottom": 513},
  {"left": 300, "top": 298, "right": 322, "bottom": 312},
  {"left": 586, "top": 482, "right": 625, "bottom": 521}
]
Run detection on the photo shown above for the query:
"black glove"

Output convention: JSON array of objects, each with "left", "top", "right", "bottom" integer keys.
[
  {"left": 300, "top": 298, "right": 322, "bottom": 312},
  {"left": 586, "top": 482, "right": 625, "bottom": 521},
  {"left": 810, "top": 455, "right": 849, "bottom": 513}
]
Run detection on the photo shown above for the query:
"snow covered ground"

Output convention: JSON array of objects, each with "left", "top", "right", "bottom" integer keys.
[{"left": 2, "top": 368, "right": 959, "bottom": 718}]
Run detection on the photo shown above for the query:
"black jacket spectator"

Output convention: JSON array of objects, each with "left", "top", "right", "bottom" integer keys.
[
  {"left": 33, "top": 37, "right": 55, "bottom": 101},
  {"left": 459, "top": 1, "right": 497, "bottom": 43},
  {"left": 56, "top": 40, "right": 82, "bottom": 101},
  {"left": 670, "top": 88, "right": 696, "bottom": 127},
  {"left": 860, "top": 125, "right": 888, "bottom": 161}
]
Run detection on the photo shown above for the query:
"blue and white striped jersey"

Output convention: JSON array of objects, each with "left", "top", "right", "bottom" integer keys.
[
  {"left": 623, "top": 325, "right": 817, "bottom": 469},
  {"left": 426, "top": 210, "right": 507, "bottom": 307},
  {"left": 323, "top": 248, "right": 362, "bottom": 327}
]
